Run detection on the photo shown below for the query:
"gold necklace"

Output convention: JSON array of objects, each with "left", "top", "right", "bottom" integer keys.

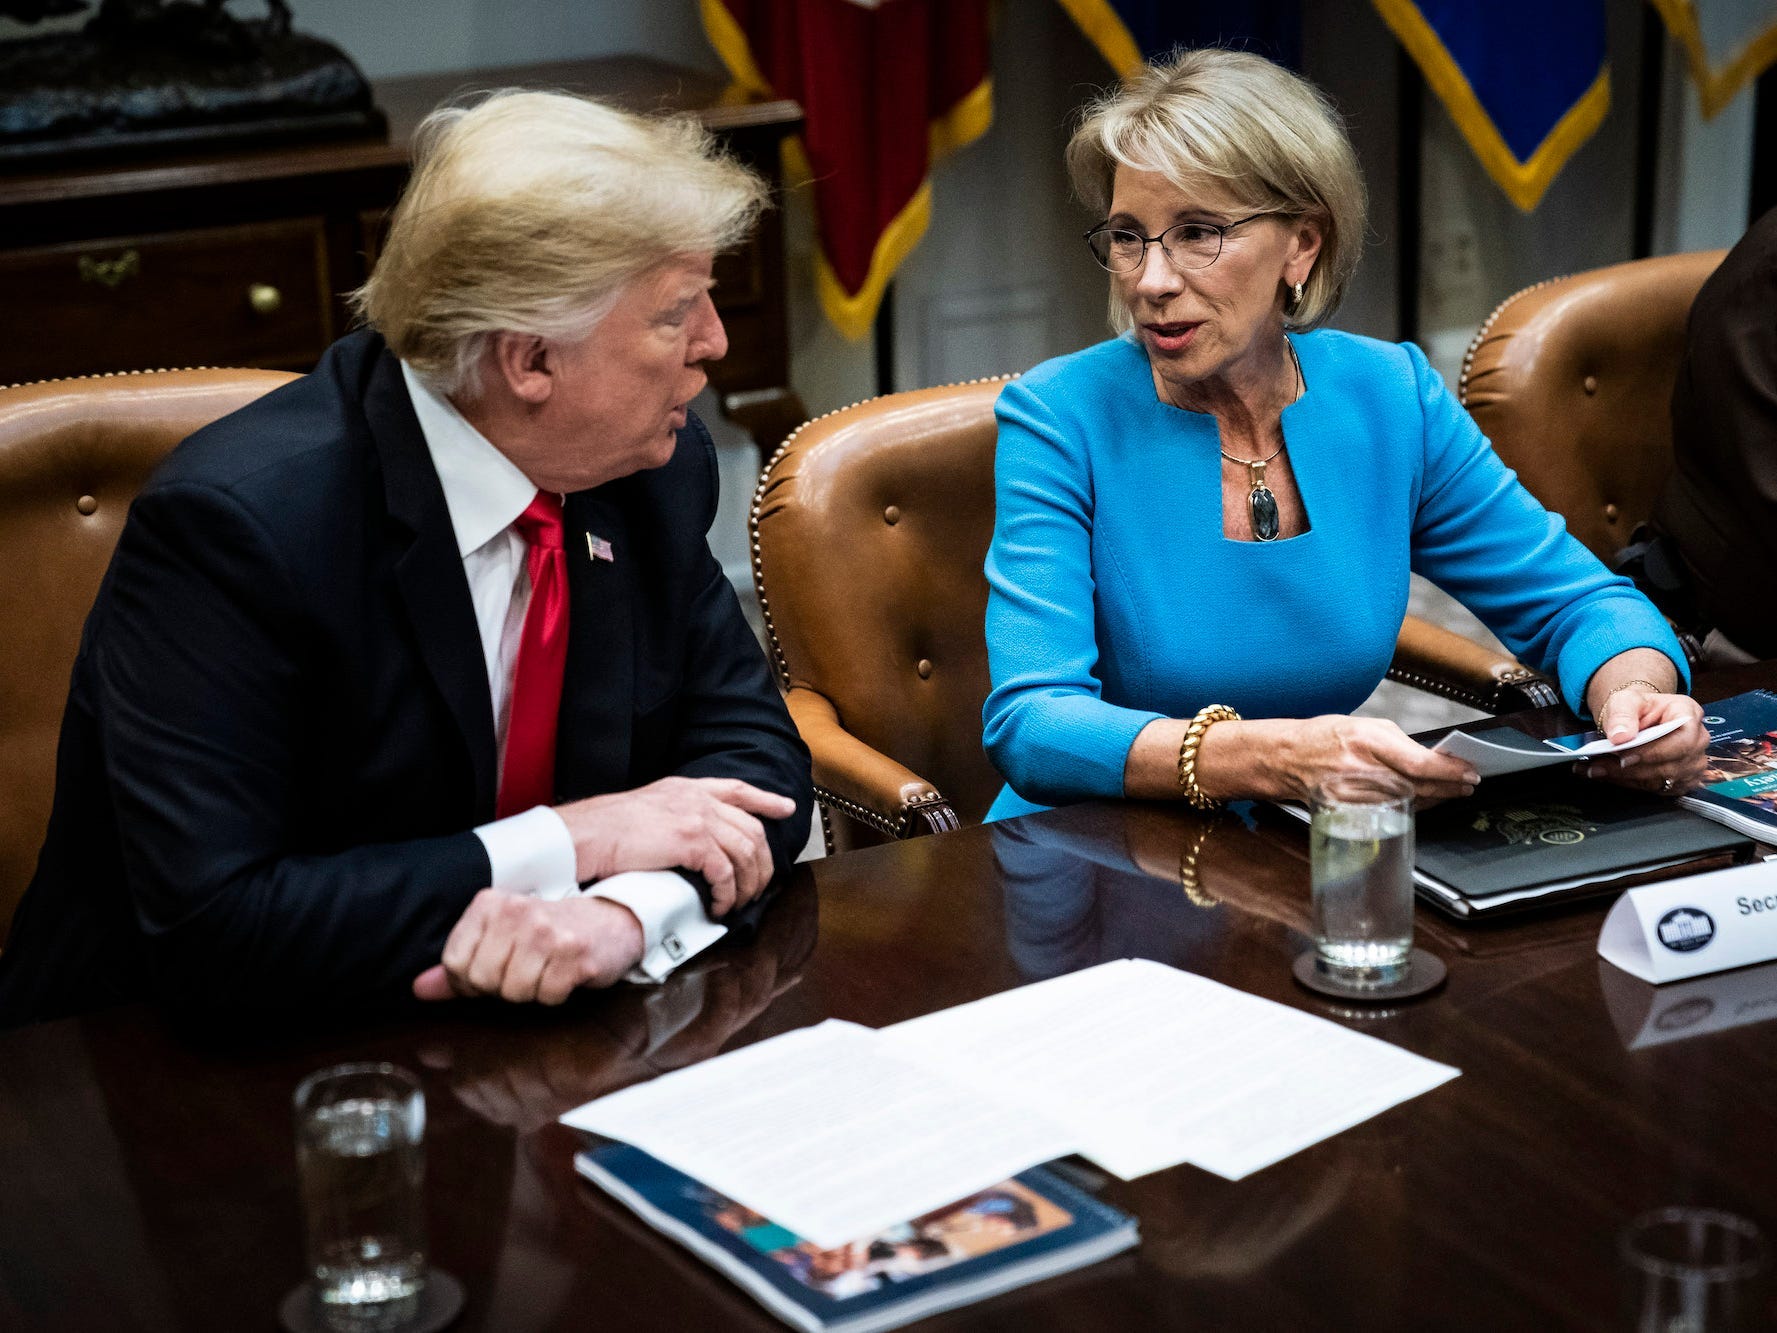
[
  {"left": 1217, "top": 338, "right": 1302, "bottom": 542},
  {"left": 1219, "top": 440, "right": 1285, "bottom": 542}
]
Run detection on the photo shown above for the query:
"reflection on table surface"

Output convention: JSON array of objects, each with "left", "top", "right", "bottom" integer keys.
[
  {"left": 2, "top": 794, "right": 1774, "bottom": 1330},
  {"left": 1598, "top": 954, "right": 1777, "bottom": 1049}
]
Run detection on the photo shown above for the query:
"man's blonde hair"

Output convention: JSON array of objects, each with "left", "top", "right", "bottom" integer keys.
[
  {"left": 1066, "top": 48, "right": 1366, "bottom": 332},
  {"left": 352, "top": 89, "right": 768, "bottom": 398}
]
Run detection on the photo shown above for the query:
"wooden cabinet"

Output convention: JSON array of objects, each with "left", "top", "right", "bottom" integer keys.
[
  {"left": 0, "top": 219, "right": 335, "bottom": 382},
  {"left": 0, "top": 57, "right": 806, "bottom": 458}
]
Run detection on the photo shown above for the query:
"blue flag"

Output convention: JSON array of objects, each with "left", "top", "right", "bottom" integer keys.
[
  {"left": 1372, "top": 0, "right": 1609, "bottom": 210},
  {"left": 1057, "top": 0, "right": 1302, "bottom": 75}
]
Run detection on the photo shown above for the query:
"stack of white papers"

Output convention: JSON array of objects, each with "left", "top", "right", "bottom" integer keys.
[
  {"left": 561, "top": 1019, "right": 1075, "bottom": 1247},
  {"left": 562, "top": 959, "right": 1459, "bottom": 1247},
  {"left": 880, "top": 959, "right": 1458, "bottom": 1181}
]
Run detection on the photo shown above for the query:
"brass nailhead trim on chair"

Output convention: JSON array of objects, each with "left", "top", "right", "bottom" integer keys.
[
  {"left": 2, "top": 365, "right": 226, "bottom": 393},
  {"left": 1383, "top": 667, "right": 1492, "bottom": 712},
  {"left": 1385, "top": 663, "right": 1559, "bottom": 714},
  {"left": 748, "top": 372, "right": 1019, "bottom": 694},
  {"left": 815, "top": 785, "right": 905, "bottom": 838},
  {"left": 75, "top": 495, "right": 98, "bottom": 515},
  {"left": 813, "top": 786, "right": 961, "bottom": 843},
  {"left": 1458, "top": 275, "right": 1564, "bottom": 406},
  {"left": 750, "top": 375, "right": 1018, "bottom": 843}
]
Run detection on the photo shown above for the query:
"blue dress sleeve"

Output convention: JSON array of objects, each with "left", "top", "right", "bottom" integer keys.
[
  {"left": 1403, "top": 342, "right": 1689, "bottom": 714},
  {"left": 982, "top": 378, "right": 1166, "bottom": 805}
]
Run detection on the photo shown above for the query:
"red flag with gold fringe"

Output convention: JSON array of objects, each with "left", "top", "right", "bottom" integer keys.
[{"left": 701, "top": 0, "right": 993, "bottom": 340}]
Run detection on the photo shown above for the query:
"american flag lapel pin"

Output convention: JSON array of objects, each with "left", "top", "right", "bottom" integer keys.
[{"left": 586, "top": 532, "right": 615, "bottom": 563}]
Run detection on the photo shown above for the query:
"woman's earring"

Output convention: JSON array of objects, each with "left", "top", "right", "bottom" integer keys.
[{"left": 1292, "top": 281, "right": 1305, "bottom": 308}]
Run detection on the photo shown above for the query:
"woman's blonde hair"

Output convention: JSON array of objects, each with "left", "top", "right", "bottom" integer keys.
[
  {"left": 1066, "top": 48, "right": 1366, "bottom": 332},
  {"left": 352, "top": 89, "right": 768, "bottom": 398}
]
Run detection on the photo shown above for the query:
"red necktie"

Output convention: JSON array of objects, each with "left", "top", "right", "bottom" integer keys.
[{"left": 497, "top": 491, "right": 568, "bottom": 818}]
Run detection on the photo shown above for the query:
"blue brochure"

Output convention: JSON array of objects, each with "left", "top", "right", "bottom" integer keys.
[
  {"left": 1680, "top": 690, "right": 1777, "bottom": 842},
  {"left": 575, "top": 1141, "right": 1137, "bottom": 1333}
]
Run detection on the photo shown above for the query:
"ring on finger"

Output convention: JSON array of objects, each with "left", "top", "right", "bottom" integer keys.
[{"left": 1660, "top": 776, "right": 1673, "bottom": 794}]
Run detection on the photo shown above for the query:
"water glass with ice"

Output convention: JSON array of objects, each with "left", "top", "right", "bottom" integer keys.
[
  {"left": 294, "top": 1063, "right": 427, "bottom": 1329},
  {"left": 1310, "top": 770, "right": 1416, "bottom": 989}
]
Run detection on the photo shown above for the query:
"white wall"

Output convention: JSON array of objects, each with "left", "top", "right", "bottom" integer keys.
[
  {"left": 275, "top": 0, "right": 719, "bottom": 80},
  {"left": 886, "top": 3, "right": 1108, "bottom": 393},
  {"left": 1302, "top": 0, "right": 1403, "bottom": 343},
  {"left": 1653, "top": 44, "right": 1757, "bottom": 254}
]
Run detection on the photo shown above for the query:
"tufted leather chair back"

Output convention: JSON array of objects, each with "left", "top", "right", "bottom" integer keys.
[
  {"left": 752, "top": 379, "right": 1008, "bottom": 849},
  {"left": 1459, "top": 250, "right": 1725, "bottom": 563},
  {"left": 0, "top": 369, "right": 296, "bottom": 944}
]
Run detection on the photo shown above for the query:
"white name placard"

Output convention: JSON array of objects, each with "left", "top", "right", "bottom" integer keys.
[{"left": 1598, "top": 862, "right": 1777, "bottom": 984}]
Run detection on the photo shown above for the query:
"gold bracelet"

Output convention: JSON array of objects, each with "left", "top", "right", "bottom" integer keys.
[
  {"left": 1177, "top": 704, "right": 1241, "bottom": 810},
  {"left": 1600, "top": 678, "right": 1663, "bottom": 715}
]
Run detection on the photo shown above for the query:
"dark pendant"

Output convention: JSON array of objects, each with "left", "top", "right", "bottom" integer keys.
[{"left": 1249, "top": 486, "right": 1280, "bottom": 541}]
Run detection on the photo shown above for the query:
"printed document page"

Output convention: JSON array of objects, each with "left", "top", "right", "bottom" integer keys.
[
  {"left": 560, "top": 1018, "right": 1075, "bottom": 1247},
  {"left": 880, "top": 959, "right": 1459, "bottom": 1181}
]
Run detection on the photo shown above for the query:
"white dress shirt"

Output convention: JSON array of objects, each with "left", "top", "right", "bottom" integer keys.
[{"left": 401, "top": 362, "right": 723, "bottom": 982}]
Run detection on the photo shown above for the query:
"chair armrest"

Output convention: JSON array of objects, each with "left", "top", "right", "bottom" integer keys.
[
  {"left": 1387, "top": 615, "right": 1559, "bottom": 714},
  {"left": 784, "top": 688, "right": 961, "bottom": 839}
]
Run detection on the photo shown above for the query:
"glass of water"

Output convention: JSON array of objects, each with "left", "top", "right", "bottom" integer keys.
[
  {"left": 1309, "top": 769, "right": 1416, "bottom": 989},
  {"left": 294, "top": 1063, "right": 427, "bottom": 1329}
]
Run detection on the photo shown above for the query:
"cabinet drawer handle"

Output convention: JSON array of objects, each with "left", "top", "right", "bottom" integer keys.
[
  {"left": 248, "top": 283, "right": 283, "bottom": 316},
  {"left": 77, "top": 249, "right": 140, "bottom": 289}
]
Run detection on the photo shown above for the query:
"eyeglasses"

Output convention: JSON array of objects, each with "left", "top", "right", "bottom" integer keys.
[{"left": 1083, "top": 212, "right": 1287, "bottom": 274}]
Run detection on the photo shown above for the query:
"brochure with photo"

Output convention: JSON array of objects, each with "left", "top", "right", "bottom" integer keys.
[
  {"left": 1680, "top": 690, "right": 1777, "bottom": 842},
  {"left": 574, "top": 1141, "right": 1137, "bottom": 1333}
]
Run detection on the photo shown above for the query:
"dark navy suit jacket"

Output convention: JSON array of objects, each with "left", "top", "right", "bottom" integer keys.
[{"left": 0, "top": 330, "right": 811, "bottom": 1026}]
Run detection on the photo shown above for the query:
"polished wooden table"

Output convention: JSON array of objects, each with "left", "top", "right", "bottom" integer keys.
[{"left": 4, "top": 684, "right": 1776, "bottom": 1329}]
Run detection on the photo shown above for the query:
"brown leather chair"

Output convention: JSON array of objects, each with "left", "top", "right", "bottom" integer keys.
[
  {"left": 1459, "top": 250, "right": 1726, "bottom": 564},
  {"left": 752, "top": 379, "right": 1554, "bottom": 853},
  {"left": 0, "top": 368, "right": 296, "bottom": 945}
]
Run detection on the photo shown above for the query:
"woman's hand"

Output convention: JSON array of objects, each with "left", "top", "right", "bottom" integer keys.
[
  {"left": 1276, "top": 715, "right": 1479, "bottom": 804},
  {"left": 1192, "top": 714, "right": 1478, "bottom": 805},
  {"left": 1583, "top": 686, "right": 1708, "bottom": 794}
]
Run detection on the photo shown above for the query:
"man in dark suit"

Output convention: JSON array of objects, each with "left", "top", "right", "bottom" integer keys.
[
  {"left": 0, "top": 90, "right": 812, "bottom": 1026},
  {"left": 1647, "top": 205, "right": 1777, "bottom": 665}
]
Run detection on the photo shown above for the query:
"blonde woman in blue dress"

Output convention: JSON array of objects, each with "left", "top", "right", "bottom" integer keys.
[{"left": 982, "top": 49, "right": 1707, "bottom": 820}]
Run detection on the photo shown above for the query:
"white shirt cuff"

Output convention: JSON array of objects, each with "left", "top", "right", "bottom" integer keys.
[
  {"left": 472, "top": 805, "right": 579, "bottom": 900},
  {"left": 589, "top": 870, "right": 727, "bottom": 983}
]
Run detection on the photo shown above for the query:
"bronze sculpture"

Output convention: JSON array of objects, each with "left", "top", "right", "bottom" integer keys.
[{"left": 0, "top": 0, "right": 384, "bottom": 166}]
